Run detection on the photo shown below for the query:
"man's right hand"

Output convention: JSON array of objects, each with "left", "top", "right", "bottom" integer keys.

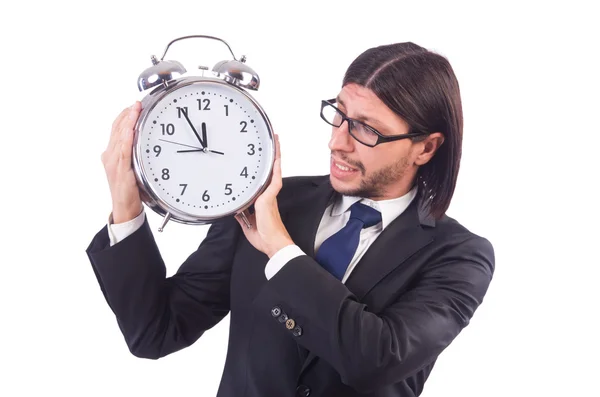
[{"left": 101, "top": 101, "right": 143, "bottom": 224}]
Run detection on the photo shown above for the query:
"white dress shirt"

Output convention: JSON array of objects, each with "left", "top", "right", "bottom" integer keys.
[{"left": 107, "top": 185, "right": 417, "bottom": 284}]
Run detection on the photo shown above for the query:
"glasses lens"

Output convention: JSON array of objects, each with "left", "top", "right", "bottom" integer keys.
[
  {"left": 349, "top": 121, "right": 378, "bottom": 146},
  {"left": 321, "top": 103, "right": 343, "bottom": 127}
]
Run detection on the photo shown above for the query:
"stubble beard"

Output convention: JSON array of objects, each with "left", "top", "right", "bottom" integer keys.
[{"left": 333, "top": 155, "right": 410, "bottom": 200}]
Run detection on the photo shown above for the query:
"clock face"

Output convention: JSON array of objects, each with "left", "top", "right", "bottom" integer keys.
[{"left": 135, "top": 79, "right": 274, "bottom": 220}]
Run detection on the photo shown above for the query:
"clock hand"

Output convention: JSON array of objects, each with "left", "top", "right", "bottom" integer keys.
[
  {"left": 177, "top": 149, "right": 225, "bottom": 155},
  {"left": 197, "top": 124, "right": 222, "bottom": 154},
  {"left": 202, "top": 122, "right": 208, "bottom": 148},
  {"left": 159, "top": 139, "right": 204, "bottom": 150},
  {"left": 181, "top": 108, "right": 206, "bottom": 148}
]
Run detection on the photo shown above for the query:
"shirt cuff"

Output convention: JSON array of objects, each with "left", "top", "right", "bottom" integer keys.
[
  {"left": 264, "top": 244, "right": 306, "bottom": 280},
  {"left": 107, "top": 208, "right": 146, "bottom": 246}
]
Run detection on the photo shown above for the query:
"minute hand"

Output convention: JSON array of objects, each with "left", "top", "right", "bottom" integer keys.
[
  {"left": 202, "top": 122, "right": 208, "bottom": 148},
  {"left": 181, "top": 109, "right": 205, "bottom": 148}
]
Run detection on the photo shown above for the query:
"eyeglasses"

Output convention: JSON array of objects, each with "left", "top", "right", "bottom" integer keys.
[{"left": 320, "top": 98, "right": 430, "bottom": 147}]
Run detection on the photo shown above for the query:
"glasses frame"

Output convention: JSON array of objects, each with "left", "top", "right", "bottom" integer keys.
[{"left": 320, "top": 98, "right": 430, "bottom": 147}]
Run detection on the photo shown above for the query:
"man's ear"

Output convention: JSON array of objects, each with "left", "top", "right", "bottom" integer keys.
[{"left": 414, "top": 132, "right": 444, "bottom": 166}]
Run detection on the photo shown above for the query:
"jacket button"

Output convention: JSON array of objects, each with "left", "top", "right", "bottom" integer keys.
[
  {"left": 277, "top": 313, "right": 289, "bottom": 323},
  {"left": 285, "top": 318, "right": 296, "bottom": 329},
  {"left": 296, "top": 384, "right": 311, "bottom": 396},
  {"left": 292, "top": 325, "right": 303, "bottom": 337},
  {"left": 271, "top": 306, "right": 281, "bottom": 317}
]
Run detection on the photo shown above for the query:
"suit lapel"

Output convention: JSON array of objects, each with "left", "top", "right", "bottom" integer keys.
[
  {"left": 290, "top": 175, "right": 437, "bottom": 377},
  {"left": 344, "top": 194, "right": 435, "bottom": 300}
]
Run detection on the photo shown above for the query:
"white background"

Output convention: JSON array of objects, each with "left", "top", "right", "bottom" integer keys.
[{"left": 1, "top": 0, "right": 598, "bottom": 396}]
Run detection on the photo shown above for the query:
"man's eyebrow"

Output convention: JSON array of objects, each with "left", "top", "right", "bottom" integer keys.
[{"left": 336, "top": 96, "right": 378, "bottom": 124}]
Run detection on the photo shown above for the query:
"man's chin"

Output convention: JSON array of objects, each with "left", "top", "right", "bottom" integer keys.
[{"left": 330, "top": 175, "right": 361, "bottom": 197}]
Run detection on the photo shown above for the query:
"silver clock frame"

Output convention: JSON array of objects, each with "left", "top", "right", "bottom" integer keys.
[{"left": 132, "top": 75, "right": 276, "bottom": 231}]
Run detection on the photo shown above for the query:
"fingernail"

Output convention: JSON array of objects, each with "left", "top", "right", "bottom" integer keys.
[{"left": 128, "top": 107, "right": 136, "bottom": 120}]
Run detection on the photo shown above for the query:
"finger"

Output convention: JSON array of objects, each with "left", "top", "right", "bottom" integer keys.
[
  {"left": 274, "top": 134, "right": 281, "bottom": 180},
  {"left": 107, "top": 107, "right": 130, "bottom": 153},
  {"left": 121, "top": 102, "right": 141, "bottom": 161},
  {"left": 272, "top": 136, "right": 282, "bottom": 187},
  {"left": 119, "top": 102, "right": 142, "bottom": 161},
  {"left": 109, "top": 103, "right": 138, "bottom": 154},
  {"left": 265, "top": 135, "right": 282, "bottom": 196},
  {"left": 112, "top": 106, "right": 130, "bottom": 134},
  {"left": 121, "top": 101, "right": 141, "bottom": 140},
  {"left": 275, "top": 134, "right": 281, "bottom": 161}
]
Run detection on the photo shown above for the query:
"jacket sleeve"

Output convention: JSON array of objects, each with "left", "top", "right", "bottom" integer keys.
[
  {"left": 252, "top": 235, "right": 495, "bottom": 392},
  {"left": 85, "top": 213, "right": 241, "bottom": 359}
]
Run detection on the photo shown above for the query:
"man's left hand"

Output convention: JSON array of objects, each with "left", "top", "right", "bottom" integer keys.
[{"left": 234, "top": 134, "right": 294, "bottom": 258}]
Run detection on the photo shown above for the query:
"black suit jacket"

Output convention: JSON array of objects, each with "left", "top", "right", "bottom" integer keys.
[{"left": 86, "top": 174, "right": 495, "bottom": 397}]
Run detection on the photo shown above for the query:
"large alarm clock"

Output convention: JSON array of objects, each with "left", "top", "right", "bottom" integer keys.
[{"left": 132, "top": 35, "right": 275, "bottom": 232}]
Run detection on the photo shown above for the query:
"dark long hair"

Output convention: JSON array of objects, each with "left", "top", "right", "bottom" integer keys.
[{"left": 343, "top": 42, "right": 463, "bottom": 220}]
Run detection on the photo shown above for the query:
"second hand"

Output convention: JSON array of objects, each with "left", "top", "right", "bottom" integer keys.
[{"left": 158, "top": 139, "right": 204, "bottom": 150}]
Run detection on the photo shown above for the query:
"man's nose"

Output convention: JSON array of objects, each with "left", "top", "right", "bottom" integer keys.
[{"left": 328, "top": 121, "right": 354, "bottom": 152}]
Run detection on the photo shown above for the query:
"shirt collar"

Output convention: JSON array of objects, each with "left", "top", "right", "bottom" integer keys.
[{"left": 330, "top": 185, "right": 418, "bottom": 230}]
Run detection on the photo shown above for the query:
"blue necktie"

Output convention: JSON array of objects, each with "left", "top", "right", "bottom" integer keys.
[{"left": 315, "top": 202, "right": 382, "bottom": 280}]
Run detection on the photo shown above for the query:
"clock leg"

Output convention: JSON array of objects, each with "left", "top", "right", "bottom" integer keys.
[
  {"left": 158, "top": 212, "right": 172, "bottom": 232},
  {"left": 239, "top": 211, "right": 252, "bottom": 229}
]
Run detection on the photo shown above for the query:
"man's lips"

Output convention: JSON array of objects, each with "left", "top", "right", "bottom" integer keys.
[{"left": 332, "top": 158, "right": 358, "bottom": 171}]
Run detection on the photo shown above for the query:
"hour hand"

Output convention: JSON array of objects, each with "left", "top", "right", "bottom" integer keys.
[{"left": 181, "top": 108, "right": 205, "bottom": 148}]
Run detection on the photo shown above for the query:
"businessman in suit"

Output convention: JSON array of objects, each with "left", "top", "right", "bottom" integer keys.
[{"left": 86, "top": 42, "right": 494, "bottom": 396}]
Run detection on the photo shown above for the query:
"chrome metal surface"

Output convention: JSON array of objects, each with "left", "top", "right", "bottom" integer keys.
[
  {"left": 158, "top": 212, "right": 172, "bottom": 232},
  {"left": 137, "top": 59, "right": 186, "bottom": 91},
  {"left": 212, "top": 59, "right": 260, "bottom": 90},
  {"left": 239, "top": 211, "right": 252, "bottom": 229},
  {"left": 159, "top": 35, "right": 238, "bottom": 61},
  {"left": 132, "top": 76, "right": 275, "bottom": 228}
]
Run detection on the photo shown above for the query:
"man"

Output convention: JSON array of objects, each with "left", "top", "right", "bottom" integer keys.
[{"left": 86, "top": 41, "right": 494, "bottom": 397}]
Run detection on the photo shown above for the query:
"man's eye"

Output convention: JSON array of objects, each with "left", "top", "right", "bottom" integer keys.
[
  {"left": 363, "top": 128, "right": 377, "bottom": 135},
  {"left": 354, "top": 123, "right": 375, "bottom": 135}
]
